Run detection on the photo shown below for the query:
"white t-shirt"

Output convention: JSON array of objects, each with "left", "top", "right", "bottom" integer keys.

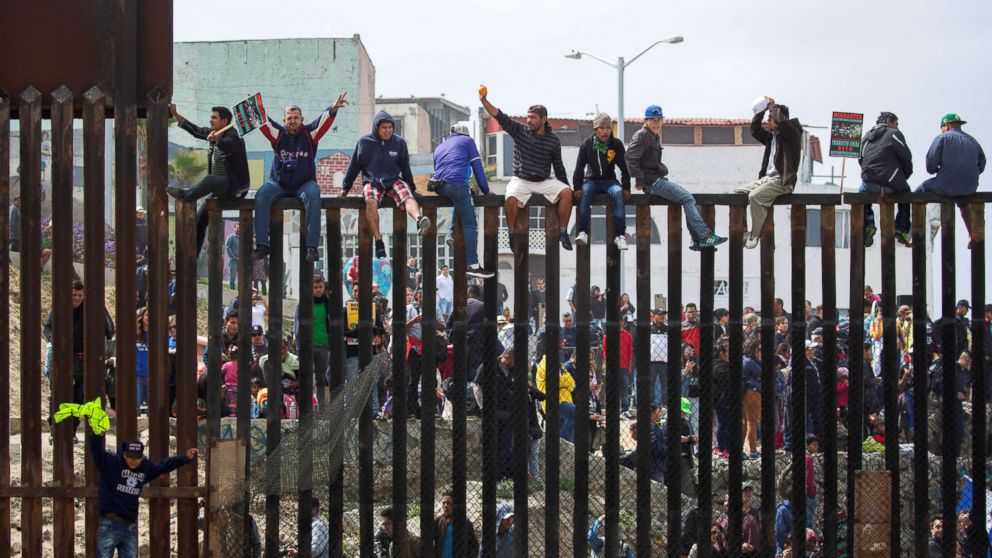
[
  {"left": 766, "top": 134, "right": 781, "bottom": 178},
  {"left": 436, "top": 274, "right": 454, "bottom": 301}
]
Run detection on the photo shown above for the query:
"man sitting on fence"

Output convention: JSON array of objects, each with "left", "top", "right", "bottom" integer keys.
[
  {"left": 735, "top": 96, "right": 802, "bottom": 249},
  {"left": 253, "top": 92, "right": 349, "bottom": 264},
  {"left": 340, "top": 110, "right": 431, "bottom": 260},
  {"left": 167, "top": 103, "right": 251, "bottom": 257},
  {"left": 572, "top": 112, "right": 631, "bottom": 250},
  {"left": 90, "top": 429, "right": 196, "bottom": 558},
  {"left": 479, "top": 86, "right": 573, "bottom": 252},
  {"left": 858, "top": 111, "right": 914, "bottom": 247}
]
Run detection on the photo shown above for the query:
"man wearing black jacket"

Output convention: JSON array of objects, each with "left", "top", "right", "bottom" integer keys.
[
  {"left": 167, "top": 104, "right": 251, "bottom": 256},
  {"left": 859, "top": 112, "right": 913, "bottom": 247},
  {"left": 572, "top": 112, "right": 631, "bottom": 250},
  {"left": 735, "top": 96, "right": 802, "bottom": 249}
]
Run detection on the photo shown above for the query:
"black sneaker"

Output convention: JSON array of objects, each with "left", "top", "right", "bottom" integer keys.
[
  {"left": 560, "top": 234, "right": 573, "bottom": 251},
  {"left": 417, "top": 215, "right": 431, "bottom": 237},
  {"left": 375, "top": 240, "right": 387, "bottom": 260},
  {"left": 305, "top": 247, "right": 319, "bottom": 262},
  {"left": 166, "top": 186, "right": 185, "bottom": 200},
  {"left": 466, "top": 264, "right": 495, "bottom": 279},
  {"left": 864, "top": 225, "right": 877, "bottom": 247},
  {"left": 895, "top": 230, "right": 912, "bottom": 247},
  {"left": 252, "top": 245, "right": 269, "bottom": 262}
]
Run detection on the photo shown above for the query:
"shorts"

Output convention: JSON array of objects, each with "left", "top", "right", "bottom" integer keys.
[
  {"left": 363, "top": 180, "right": 414, "bottom": 206},
  {"left": 505, "top": 177, "right": 567, "bottom": 207}
]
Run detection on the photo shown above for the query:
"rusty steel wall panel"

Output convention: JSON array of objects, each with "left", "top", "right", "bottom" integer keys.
[{"left": 0, "top": 89, "right": 10, "bottom": 558}]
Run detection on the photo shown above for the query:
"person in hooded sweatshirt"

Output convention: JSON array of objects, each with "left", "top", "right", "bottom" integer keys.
[
  {"left": 572, "top": 112, "right": 631, "bottom": 250},
  {"left": 90, "top": 429, "right": 196, "bottom": 557},
  {"left": 735, "top": 96, "right": 802, "bottom": 249},
  {"left": 341, "top": 110, "right": 432, "bottom": 259},
  {"left": 493, "top": 503, "right": 515, "bottom": 558},
  {"left": 858, "top": 111, "right": 914, "bottom": 247},
  {"left": 253, "top": 92, "right": 349, "bottom": 264}
]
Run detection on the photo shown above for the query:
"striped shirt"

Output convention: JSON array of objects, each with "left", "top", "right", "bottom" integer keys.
[{"left": 495, "top": 110, "right": 568, "bottom": 184}]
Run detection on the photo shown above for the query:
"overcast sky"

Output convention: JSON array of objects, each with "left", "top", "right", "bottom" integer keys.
[{"left": 175, "top": 0, "right": 991, "bottom": 188}]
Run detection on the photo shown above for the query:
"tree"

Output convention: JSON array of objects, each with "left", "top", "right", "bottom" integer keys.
[{"left": 168, "top": 149, "right": 206, "bottom": 189}]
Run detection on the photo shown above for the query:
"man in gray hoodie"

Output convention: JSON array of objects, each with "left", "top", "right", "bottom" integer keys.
[
  {"left": 493, "top": 503, "right": 514, "bottom": 558},
  {"left": 341, "top": 110, "right": 432, "bottom": 259}
]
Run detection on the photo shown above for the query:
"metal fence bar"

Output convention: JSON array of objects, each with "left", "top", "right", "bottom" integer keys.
[
  {"left": 297, "top": 210, "right": 315, "bottom": 558},
  {"left": 544, "top": 209, "right": 561, "bottom": 558},
  {"left": 50, "top": 84, "right": 75, "bottom": 558},
  {"left": 968, "top": 203, "right": 988, "bottom": 557},
  {"left": 878, "top": 203, "right": 901, "bottom": 555},
  {"left": 235, "top": 208, "right": 254, "bottom": 558},
  {"left": 910, "top": 202, "right": 929, "bottom": 557},
  {"left": 451, "top": 212, "right": 470, "bottom": 557},
  {"left": 665, "top": 205, "right": 683, "bottom": 557},
  {"left": 146, "top": 88, "right": 173, "bottom": 558},
  {"left": 325, "top": 207, "right": 345, "bottom": 557},
  {"left": 175, "top": 202, "right": 199, "bottom": 557},
  {"left": 789, "top": 204, "right": 808, "bottom": 556},
  {"left": 939, "top": 202, "right": 957, "bottom": 558},
  {"left": 511, "top": 212, "right": 530, "bottom": 557},
  {"left": 726, "top": 206, "right": 745, "bottom": 557},
  {"left": 697, "top": 205, "right": 716, "bottom": 558},
  {"left": 419, "top": 206, "right": 438, "bottom": 558},
  {"left": 263, "top": 213, "right": 285, "bottom": 558},
  {"left": 758, "top": 210, "right": 776, "bottom": 556},
  {"left": 635, "top": 204, "right": 653, "bottom": 558},
  {"left": 17, "top": 86, "right": 42, "bottom": 557},
  {"left": 845, "top": 204, "right": 866, "bottom": 555},
  {"left": 819, "top": 204, "right": 839, "bottom": 555},
  {"left": 604, "top": 207, "right": 622, "bottom": 558},
  {"left": 573, "top": 210, "right": 592, "bottom": 558},
  {"left": 480, "top": 206, "right": 499, "bottom": 558},
  {"left": 391, "top": 211, "right": 409, "bottom": 556},
  {"left": 357, "top": 208, "right": 373, "bottom": 558},
  {"left": 0, "top": 89, "right": 9, "bottom": 558},
  {"left": 82, "top": 86, "right": 106, "bottom": 554},
  {"left": 206, "top": 205, "right": 224, "bottom": 554}
]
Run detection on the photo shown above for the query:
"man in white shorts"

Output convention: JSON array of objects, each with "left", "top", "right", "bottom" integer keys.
[{"left": 479, "top": 87, "right": 573, "bottom": 251}]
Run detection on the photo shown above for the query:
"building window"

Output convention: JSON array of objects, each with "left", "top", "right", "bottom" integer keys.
[
  {"left": 528, "top": 207, "right": 545, "bottom": 231},
  {"left": 487, "top": 135, "right": 498, "bottom": 168},
  {"left": 393, "top": 118, "right": 404, "bottom": 137},
  {"left": 702, "top": 126, "right": 735, "bottom": 145},
  {"left": 662, "top": 126, "right": 694, "bottom": 145},
  {"left": 408, "top": 233, "right": 453, "bottom": 270},
  {"left": 742, "top": 126, "right": 762, "bottom": 145},
  {"left": 805, "top": 208, "right": 850, "bottom": 249},
  {"left": 341, "top": 234, "right": 359, "bottom": 260}
]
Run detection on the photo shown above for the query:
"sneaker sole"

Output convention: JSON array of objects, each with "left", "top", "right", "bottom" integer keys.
[
  {"left": 418, "top": 219, "right": 431, "bottom": 237},
  {"left": 466, "top": 271, "right": 495, "bottom": 279}
]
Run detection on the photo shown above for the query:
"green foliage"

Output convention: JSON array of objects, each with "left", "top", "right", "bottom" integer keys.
[{"left": 168, "top": 148, "right": 207, "bottom": 189}]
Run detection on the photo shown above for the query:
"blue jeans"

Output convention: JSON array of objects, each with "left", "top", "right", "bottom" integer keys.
[
  {"left": 437, "top": 182, "right": 480, "bottom": 266},
  {"left": 860, "top": 181, "right": 910, "bottom": 233},
  {"left": 649, "top": 362, "right": 667, "bottom": 408},
  {"left": 559, "top": 402, "right": 576, "bottom": 443},
  {"left": 807, "top": 497, "right": 816, "bottom": 529},
  {"left": 136, "top": 375, "right": 148, "bottom": 412},
  {"left": 645, "top": 178, "right": 710, "bottom": 242},
  {"left": 438, "top": 298, "right": 453, "bottom": 318},
  {"left": 578, "top": 179, "right": 625, "bottom": 237},
  {"left": 97, "top": 518, "right": 138, "bottom": 558},
  {"left": 253, "top": 179, "right": 322, "bottom": 248},
  {"left": 619, "top": 368, "right": 632, "bottom": 412}
]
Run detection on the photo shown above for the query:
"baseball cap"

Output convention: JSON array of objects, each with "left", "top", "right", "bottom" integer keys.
[
  {"left": 313, "top": 271, "right": 326, "bottom": 283},
  {"left": 252, "top": 325, "right": 263, "bottom": 335},
  {"left": 123, "top": 441, "right": 145, "bottom": 458},
  {"left": 450, "top": 124, "right": 470, "bottom": 136},
  {"left": 644, "top": 105, "right": 664, "bottom": 119},
  {"left": 941, "top": 113, "right": 966, "bottom": 127},
  {"left": 957, "top": 299, "right": 970, "bottom": 309}
]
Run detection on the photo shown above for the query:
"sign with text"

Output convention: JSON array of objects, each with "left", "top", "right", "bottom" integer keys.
[
  {"left": 830, "top": 111, "right": 864, "bottom": 158},
  {"left": 233, "top": 93, "right": 267, "bottom": 136}
]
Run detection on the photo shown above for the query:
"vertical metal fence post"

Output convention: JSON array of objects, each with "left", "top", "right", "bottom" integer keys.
[
  {"left": 544, "top": 208, "right": 561, "bottom": 558},
  {"left": 419, "top": 206, "right": 438, "bottom": 558},
  {"left": 697, "top": 205, "right": 716, "bottom": 558},
  {"left": 82, "top": 87, "right": 106, "bottom": 553},
  {"left": 968, "top": 203, "right": 987, "bottom": 557},
  {"left": 17, "top": 86, "right": 42, "bottom": 557},
  {"left": 453, "top": 211, "right": 470, "bottom": 558},
  {"left": 297, "top": 206, "right": 315, "bottom": 558},
  {"left": 727, "top": 205, "right": 746, "bottom": 557},
  {"left": 0, "top": 90, "right": 9, "bottom": 558},
  {"left": 939, "top": 202, "right": 957, "bottom": 557},
  {"left": 879, "top": 203, "right": 901, "bottom": 555},
  {"left": 357, "top": 207, "right": 373, "bottom": 558},
  {"left": 511, "top": 210, "right": 530, "bottom": 557},
  {"left": 175, "top": 202, "right": 199, "bottom": 557},
  {"left": 605, "top": 205, "right": 621, "bottom": 558},
  {"left": 573, "top": 207, "right": 592, "bottom": 558},
  {"left": 236, "top": 208, "right": 254, "bottom": 558},
  {"left": 480, "top": 206, "right": 499, "bottom": 558},
  {"left": 264, "top": 212, "right": 285, "bottom": 558},
  {"left": 789, "top": 205, "right": 808, "bottom": 556},
  {"left": 666, "top": 205, "right": 683, "bottom": 557},
  {"left": 635, "top": 204, "right": 653, "bottom": 557},
  {"left": 758, "top": 210, "right": 776, "bottom": 555},
  {"left": 846, "top": 204, "right": 866, "bottom": 554},
  {"left": 206, "top": 204, "right": 224, "bottom": 554},
  {"left": 391, "top": 210, "right": 409, "bottom": 557},
  {"left": 820, "top": 204, "right": 839, "bottom": 555},
  {"left": 325, "top": 207, "right": 345, "bottom": 557},
  {"left": 50, "top": 85, "right": 76, "bottom": 558},
  {"left": 910, "top": 202, "right": 929, "bottom": 556}
]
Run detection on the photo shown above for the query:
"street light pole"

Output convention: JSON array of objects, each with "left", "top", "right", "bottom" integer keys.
[{"left": 617, "top": 56, "right": 625, "bottom": 143}]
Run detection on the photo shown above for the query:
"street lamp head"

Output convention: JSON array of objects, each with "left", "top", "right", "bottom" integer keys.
[
  {"left": 565, "top": 51, "right": 582, "bottom": 60},
  {"left": 662, "top": 36, "right": 684, "bottom": 44}
]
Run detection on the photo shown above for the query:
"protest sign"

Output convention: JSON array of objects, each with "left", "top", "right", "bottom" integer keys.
[
  {"left": 830, "top": 111, "right": 864, "bottom": 158},
  {"left": 233, "top": 93, "right": 267, "bottom": 136}
]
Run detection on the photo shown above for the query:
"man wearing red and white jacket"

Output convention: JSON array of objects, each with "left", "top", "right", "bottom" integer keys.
[
  {"left": 603, "top": 318, "right": 634, "bottom": 413},
  {"left": 253, "top": 92, "right": 348, "bottom": 263}
]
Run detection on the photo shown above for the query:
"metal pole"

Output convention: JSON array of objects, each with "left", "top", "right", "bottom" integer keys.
[{"left": 617, "top": 57, "right": 625, "bottom": 143}]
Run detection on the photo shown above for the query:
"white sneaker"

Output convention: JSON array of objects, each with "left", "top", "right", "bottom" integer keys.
[
  {"left": 575, "top": 232, "right": 589, "bottom": 246},
  {"left": 614, "top": 235, "right": 628, "bottom": 251},
  {"left": 744, "top": 234, "right": 759, "bottom": 249}
]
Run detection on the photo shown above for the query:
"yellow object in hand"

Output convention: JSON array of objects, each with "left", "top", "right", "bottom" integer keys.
[{"left": 479, "top": 85, "right": 488, "bottom": 97}]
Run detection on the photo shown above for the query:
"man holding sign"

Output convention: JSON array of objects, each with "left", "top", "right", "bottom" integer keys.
[
  {"left": 168, "top": 104, "right": 251, "bottom": 256},
  {"left": 254, "top": 92, "right": 349, "bottom": 263}
]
